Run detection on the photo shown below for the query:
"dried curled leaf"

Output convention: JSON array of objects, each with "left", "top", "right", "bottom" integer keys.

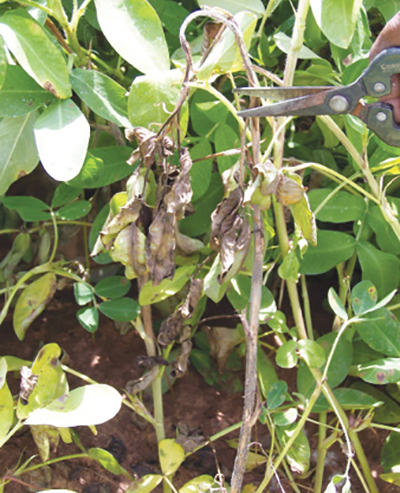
[
  {"left": 146, "top": 209, "right": 176, "bottom": 285},
  {"left": 158, "top": 279, "right": 203, "bottom": 346},
  {"left": 181, "top": 279, "right": 203, "bottom": 318},
  {"left": 175, "top": 421, "right": 205, "bottom": 452},
  {"left": 211, "top": 187, "right": 242, "bottom": 252},
  {"left": 19, "top": 366, "right": 38, "bottom": 405},
  {"left": 276, "top": 175, "right": 305, "bottom": 206},
  {"left": 255, "top": 160, "right": 281, "bottom": 196},
  {"left": 125, "top": 127, "right": 174, "bottom": 167},
  {"left": 101, "top": 198, "right": 141, "bottom": 240},
  {"left": 126, "top": 366, "right": 159, "bottom": 394},
  {"left": 136, "top": 355, "right": 168, "bottom": 369},
  {"left": 211, "top": 188, "right": 250, "bottom": 282},
  {"left": 158, "top": 310, "right": 184, "bottom": 346},
  {"left": 164, "top": 148, "right": 193, "bottom": 220},
  {"left": 171, "top": 340, "right": 192, "bottom": 379}
]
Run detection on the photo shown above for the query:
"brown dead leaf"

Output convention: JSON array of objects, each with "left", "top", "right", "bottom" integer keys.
[
  {"left": 171, "top": 340, "right": 192, "bottom": 379},
  {"left": 146, "top": 208, "right": 175, "bottom": 285},
  {"left": 126, "top": 366, "right": 159, "bottom": 394},
  {"left": 210, "top": 187, "right": 242, "bottom": 252},
  {"left": 125, "top": 127, "right": 174, "bottom": 167},
  {"left": 136, "top": 355, "right": 168, "bottom": 369},
  {"left": 101, "top": 198, "right": 141, "bottom": 240},
  {"left": 164, "top": 148, "right": 193, "bottom": 220},
  {"left": 158, "top": 310, "right": 184, "bottom": 346},
  {"left": 276, "top": 175, "right": 305, "bottom": 206}
]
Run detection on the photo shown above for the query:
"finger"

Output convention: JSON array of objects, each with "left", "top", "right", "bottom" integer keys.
[{"left": 369, "top": 12, "right": 400, "bottom": 60}]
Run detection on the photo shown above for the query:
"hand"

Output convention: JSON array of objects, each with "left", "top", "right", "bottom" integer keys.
[{"left": 370, "top": 12, "right": 400, "bottom": 122}]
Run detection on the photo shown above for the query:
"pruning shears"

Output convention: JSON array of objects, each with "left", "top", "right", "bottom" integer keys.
[{"left": 234, "top": 47, "right": 400, "bottom": 147}]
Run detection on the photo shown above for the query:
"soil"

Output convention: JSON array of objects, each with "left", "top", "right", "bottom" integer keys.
[{"left": 1, "top": 283, "right": 399, "bottom": 493}]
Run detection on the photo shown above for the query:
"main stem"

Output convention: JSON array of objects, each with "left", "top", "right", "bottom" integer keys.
[{"left": 230, "top": 207, "right": 265, "bottom": 493}]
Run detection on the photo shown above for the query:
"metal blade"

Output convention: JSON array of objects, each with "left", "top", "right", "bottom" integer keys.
[
  {"left": 234, "top": 86, "right": 335, "bottom": 101},
  {"left": 237, "top": 89, "right": 342, "bottom": 118}
]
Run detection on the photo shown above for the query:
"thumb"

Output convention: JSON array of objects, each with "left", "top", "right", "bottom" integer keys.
[{"left": 370, "top": 12, "right": 400, "bottom": 60}]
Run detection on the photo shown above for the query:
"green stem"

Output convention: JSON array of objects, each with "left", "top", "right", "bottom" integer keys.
[
  {"left": 314, "top": 412, "right": 328, "bottom": 493},
  {"left": 319, "top": 115, "right": 400, "bottom": 242},
  {"left": 256, "top": 382, "right": 322, "bottom": 493},
  {"left": 300, "top": 274, "right": 314, "bottom": 340},
  {"left": 17, "top": 0, "right": 52, "bottom": 15}
]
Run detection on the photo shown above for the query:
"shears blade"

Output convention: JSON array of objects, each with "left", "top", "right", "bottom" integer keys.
[{"left": 233, "top": 86, "right": 333, "bottom": 101}]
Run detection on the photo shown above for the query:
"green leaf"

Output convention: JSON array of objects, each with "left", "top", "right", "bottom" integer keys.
[
  {"left": 214, "top": 124, "right": 239, "bottom": 173},
  {"left": 30, "top": 424, "right": 60, "bottom": 462},
  {"left": 94, "top": 276, "right": 130, "bottom": 300},
  {"left": 98, "top": 298, "right": 140, "bottom": 322},
  {"left": 356, "top": 308, "right": 400, "bottom": 357},
  {"left": 89, "top": 204, "right": 112, "bottom": 265},
  {"left": 203, "top": 255, "right": 229, "bottom": 303},
  {"left": 13, "top": 273, "right": 57, "bottom": 340},
  {"left": 351, "top": 381, "right": 400, "bottom": 424},
  {"left": 366, "top": 205, "right": 400, "bottom": 255},
  {"left": 300, "top": 230, "right": 356, "bottom": 275},
  {"left": 67, "top": 147, "right": 134, "bottom": 189},
  {"left": 278, "top": 250, "right": 300, "bottom": 281},
  {"left": 291, "top": 195, "right": 317, "bottom": 246},
  {"left": 351, "top": 280, "right": 377, "bottom": 315},
  {"left": 197, "top": 12, "right": 257, "bottom": 80},
  {"left": 298, "top": 332, "right": 353, "bottom": 398},
  {"left": 228, "top": 274, "right": 276, "bottom": 323},
  {"left": 52, "top": 183, "right": 82, "bottom": 208},
  {"left": 267, "top": 380, "right": 288, "bottom": 410},
  {"left": 88, "top": 448, "right": 122, "bottom": 475},
  {"left": 0, "top": 112, "right": 39, "bottom": 195},
  {"left": 276, "top": 424, "right": 310, "bottom": 474},
  {"left": 0, "top": 35, "right": 6, "bottom": 91},
  {"left": 71, "top": 69, "right": 130, "bottom": 127},
  {"left": 356, "top": 358, "right": 400, "bottom": 385},
  {"left": 0, "top": 65, "right": 54, "bottom": 117},
  {"left": 126, "top": 475, "right": 163, "bottom": 493},
  {"left": 198, "top": 0, "right": 265, "bottom": 16},
  {"left": 189, "top": 140, "right": 213, "bottom": 202},
  {"left": 312, "top": 387, "right": 378, "bottom": 413},
  {"left": 380, "top": 473, "right": 400, "bottom": 487},
  {"left": 2, "top": 196, "right": 50, "bottom": 222},
  {"left": 34, "top": 99, "right": 90, "bottom": 181},
  {"left": 0, "top": 359, "right": 13, "bottom": 443},
  {"left": 159, "top": 438, "right": 185, "bottom": 475},
  {"left": 139, "top": 265, "right": 196, "bottom": 305},
  {"left": 73, "top": 283, "right": 94, "bottom": 306},
  {"left": 382, "top": 431, "right": 400, "bottom": 473},
  {"left": 357, "top": 241, "right": 400, "bottom": 297},
  {"left": 25, "top": 384, "right": 122, "bottom": 427},
  {"left": 56, "top": 200, "right": 91, "bottom": 220},
  {"left": 328, "top": 287, "right": 348, "bottom": 320},
  {"left": 94, "top": 0, "right": 169, "bottom": 74},
  {"left": 77, "top": 306, "right": 99, "bottom": 333},
  {"left": 273, "top": 407, "right": 298, "bottom": 427},
  {"left": 179, "top": 475, "right": 218, "bottom": 493},
  {"left": 274, "top": 32, "right": 320, "bottom": 59},
  {"left": 0, "top": 10, "right": 71, "bottom": 98},
  {"left": 276, "top": 340, "right": 298, "bottom": 369},
  {"left": 308, "top": 189, "right": 366, "bottom": 223},
  {"left": 17, "top": 343, "right": 67, "bottom": 420},
  {"left": 298, "top": 340, "right": 326, "bottom": 369},
  {"left": 128, "top": 69, "right": 188, "bottom": 133},
  {"left": 309, "top": 0, "right": 363, "bottom": 48},
  {"left": 257, "top": 348, "right": 278, "bottom": 400}
]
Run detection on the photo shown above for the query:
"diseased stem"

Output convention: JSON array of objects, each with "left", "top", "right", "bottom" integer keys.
[{"left": 230, "top": 208, "right": 264, "bottom": 493}]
